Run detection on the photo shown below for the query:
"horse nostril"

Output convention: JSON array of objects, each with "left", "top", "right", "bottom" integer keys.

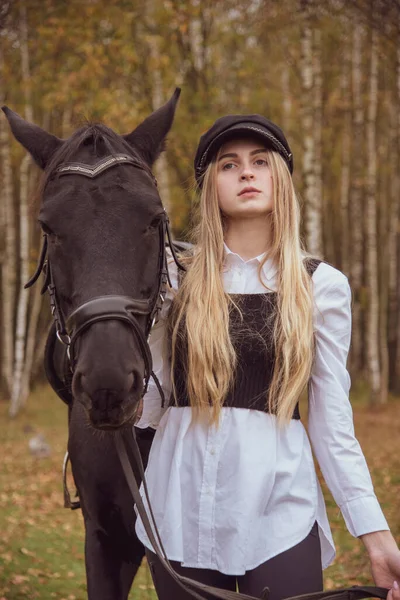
[
  {"left": 130, "top": 370, "right": 143, "bottom": 397},
  {"left": 127, "top": 371, "right": 134, "bottom": 391},
  {"left": 72, "top": 371, "right": 92, "bottom": 409}
]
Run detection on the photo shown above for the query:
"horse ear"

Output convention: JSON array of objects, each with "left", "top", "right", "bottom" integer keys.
[
  {"left": 123, "top": 88, "right": 181, "bottom": 166},
  {"left": 1, "top": 106, "right": 63, "bottom": 169}
]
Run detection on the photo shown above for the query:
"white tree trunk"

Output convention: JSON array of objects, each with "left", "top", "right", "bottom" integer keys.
[
  {"left": 145, "top": 1, "right": 171, "bottom": 214},
  {"left": 393, "top": 30, "right": 400, "bottom": 390},
  {"left": 0, "top": 129, "right": 16, "bottom": 396},
  {"left": 349, "top": 23, "right": 364, "bottom": 376},
  {"left": 313, "top": 27, "right": 324, "bottom": 258},
  {"left": 300, "top": 0, "right": 322, "bottom": 256},
  {"left": 61, "top": 107, "right": 72, "bottom": 138},
  {"left": 388, "top": 104, "right": 398, "bottom": 390},
  {"left": 9, "top": 0, "right": 33, "bottom": 416},
  {"left": 0, "top": 71, "right": 16, "bottom": 397},
  {"left": 340, "top": 33, "right": 351, "bottom": 276},
  {"left": 281, "top": 59, "right": 291, "bottom": 134},
  {"left": 378, "top": 104, "right": 389, "bottom": 404},
  {"left": 365, "top": 24, "right": 381, "bottom": 405},
  {"left": 9, "top": 154, "right": 31, "bottom": 417}
]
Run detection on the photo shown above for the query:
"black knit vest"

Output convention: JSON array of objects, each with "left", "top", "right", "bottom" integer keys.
[{"left": 170, "top": 258, "right": 321, "bottom": 419}]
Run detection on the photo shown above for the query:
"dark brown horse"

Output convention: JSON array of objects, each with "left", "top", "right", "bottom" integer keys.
[{"left": 2, "top": 90, "right": 180, "bottom": 600}]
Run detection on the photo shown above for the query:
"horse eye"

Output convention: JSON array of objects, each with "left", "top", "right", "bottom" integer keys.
[
  {"left": 38, "top": 220, "right": 54, "bottom": 236},
  {"left": 148, "top": 216, "right": 161, "bottom": 230}
]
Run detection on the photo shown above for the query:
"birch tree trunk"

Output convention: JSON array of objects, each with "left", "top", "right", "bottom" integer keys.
[
  {"left": 365, "top": 22, "right": 382, "bottom": 405},
  {"left": 281, "top": 57, "right": 291, "bottom": 134},
  {"left": 393, "top": 27, "right": 400, "bottom": 391},
  {"left": 145, "top": 0, "right": 171, "bottom": 214},
  {"left": 0, "top": 132, "right": 16, "bottom": 397},
  {"left": 300, "top": 0, "right": 322, "bottom": 256},
  {"left": 0, "top": 48, "right": 16, "bottom": 398},
  {"left": 349, "top": 22, "right": 364, "bottom": 376},
  {"left": 9, "top": 0, "right": 32, "bottom": 416},
  {"left": 386, "top": 90, "right": 399, "bottom": 392},
  {"left": 9, "top": 153, "right": 31, "bottom": 417},
  {"left": 378, "top": 194, "right": 389, "bottom": 406},
  {"left": 378, "top": 117, "right": 389, "bottom": 404},
  {"left": 313, "top": 27, "right": 325, "bottom": 259},
  {"left": 340, "top": 32, "right": 351, "bottom": 276}
]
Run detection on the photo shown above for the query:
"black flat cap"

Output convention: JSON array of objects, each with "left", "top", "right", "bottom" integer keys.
[{"left": 194, "top": 114, "right": 293, "bottom": 185}]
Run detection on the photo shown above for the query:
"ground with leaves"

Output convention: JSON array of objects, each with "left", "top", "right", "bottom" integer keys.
[{"left": 0, "top": 386, "right": 399, "bottom": 600}]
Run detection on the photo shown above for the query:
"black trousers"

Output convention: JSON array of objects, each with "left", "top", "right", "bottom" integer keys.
[{"left": 146, "top": 522, "right": 323, "bottom": 600}]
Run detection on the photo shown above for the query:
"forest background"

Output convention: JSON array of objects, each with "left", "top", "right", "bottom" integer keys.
[
  {"left": 0, "top": 0, "right": 400, "bottom": 598},
  {"left": 1, "top": 0, "right": 400, "bottom": 411}
]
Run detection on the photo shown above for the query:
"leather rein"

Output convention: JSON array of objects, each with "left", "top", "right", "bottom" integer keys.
[{"left": 28, "top": 153, "right": 389, "bottom": 600}]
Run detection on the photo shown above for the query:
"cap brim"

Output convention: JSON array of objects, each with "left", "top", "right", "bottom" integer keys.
[{"left": 202, "top": 123, "right": 287, "bottom": 167}]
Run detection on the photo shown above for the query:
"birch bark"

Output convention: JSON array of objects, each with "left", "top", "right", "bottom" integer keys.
[
  {"left": 349, "top": 22, "right": 364, "bottom": 376},
  {"left": 313, "top": 27, "right": 324, "bottom": 258},
  {"left": 0, "top": 42, "right": 17, "bottom": 397},
  {"left": 9, "top": 0, "right": 33, "bottom": 416},
  {"left": 281, "top": 56, "right": 291, "bottom": 134},
  {"left": 9, "top": 152, "right": 31, "bottom": 417},
  {"left": 0, "top": 48, "right": 16, "bottom": 398},
  {"left": 393, "top": 26, "right": 400, "bottom": 391},
  {"left": 145, "top": 0, "right": 171, "bottom": 214},
  {"left": 300, "top": 0, "right": 322, "bottom": 256},
  {"left": 388, "top": 95, "right": 399, "bottom": 391},
  {"left": 340, "top": 32, "right": 351, "bottom": 276},
  {"left": 365, "top": 22, "right": 381, "bottom": 405}
]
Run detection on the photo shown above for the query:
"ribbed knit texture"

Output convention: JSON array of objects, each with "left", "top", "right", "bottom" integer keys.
[{"left": 171, "top": 258, "right": 321, "bottom": 418}]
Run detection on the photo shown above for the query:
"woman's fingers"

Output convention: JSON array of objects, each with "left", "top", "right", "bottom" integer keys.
[{"left": 390, "top": 581, "right": 400, "bottom": 600}]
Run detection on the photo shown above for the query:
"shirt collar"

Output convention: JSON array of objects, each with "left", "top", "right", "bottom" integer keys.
[{"left": 223, "top": 243, "right": 278, "bottom": 281}]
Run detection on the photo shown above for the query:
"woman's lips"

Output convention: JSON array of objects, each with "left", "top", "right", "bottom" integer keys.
[{"left": 239, "top": 187, "right": 261, "bottom": 197}]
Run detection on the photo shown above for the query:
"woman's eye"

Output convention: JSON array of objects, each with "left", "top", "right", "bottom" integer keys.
[
  {"left": 222, "top": 162, "right": 236, "bottom": 171},
  {"left": 255, "top": 158, "right": 268, "bottom": 166}
]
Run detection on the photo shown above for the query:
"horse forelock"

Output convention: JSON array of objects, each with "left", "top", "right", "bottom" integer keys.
[{"left": 37, "top": 123, "right": 144, "bottom": 198}]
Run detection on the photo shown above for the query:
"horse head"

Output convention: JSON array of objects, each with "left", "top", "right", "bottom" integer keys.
[{"left": 2, "top": 89, "right": 180, "bottom": 430}]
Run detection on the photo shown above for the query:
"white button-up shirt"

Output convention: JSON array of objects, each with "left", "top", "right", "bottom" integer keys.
[{"left": 134, "top": 247, "right": 389, "bottom": 575}]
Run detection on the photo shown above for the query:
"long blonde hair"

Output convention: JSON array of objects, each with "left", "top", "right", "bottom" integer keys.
[{"left": 169, "top": 149, "right": 315, "bottom": 427}]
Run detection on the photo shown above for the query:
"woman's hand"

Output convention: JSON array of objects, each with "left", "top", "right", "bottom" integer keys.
[
  {"left": 369, "top": 550, "right": 400, "bottom": 595},
  {"left": 360, "top": 530, "right": 400, "bottom": 598}
]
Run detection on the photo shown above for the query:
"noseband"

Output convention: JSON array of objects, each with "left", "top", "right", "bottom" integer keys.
[{"left": 26, "top": 153, "right": 185, "bottom": 404}]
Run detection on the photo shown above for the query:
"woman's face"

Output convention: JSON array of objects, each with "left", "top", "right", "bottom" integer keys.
[{"left": 216, "top": 138, "right": 273, "bottom": 220}]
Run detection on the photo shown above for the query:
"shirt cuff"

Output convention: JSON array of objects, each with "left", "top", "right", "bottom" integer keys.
[
  {"left": 135, "top": 391, "right": 167, "bottom": 429},
  {"left": 340, "top": 495, "right": 390, "bottom": 537}
]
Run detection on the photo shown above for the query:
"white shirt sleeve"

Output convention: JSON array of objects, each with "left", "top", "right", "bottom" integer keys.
[
  {"left": 135, "top": 249, "right": 178, "bottom": 430},
  {"left": 307, "top": 263, "right": 389, "bottom": 537}
]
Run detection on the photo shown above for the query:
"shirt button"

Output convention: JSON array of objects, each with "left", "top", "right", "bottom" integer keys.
[{"left": 210, "top": 448, "right": 216, "bottom": 455}]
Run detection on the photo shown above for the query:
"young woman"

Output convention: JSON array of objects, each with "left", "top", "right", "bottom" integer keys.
[{"left": 135, "top": 115, "right": 400, "bottom": 600}]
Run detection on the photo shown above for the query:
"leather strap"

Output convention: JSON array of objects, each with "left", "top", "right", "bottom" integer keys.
[
  {"left": 115, "top": 431, "right": 258, "bottom": 600},
  {"left": 115, "top": 431, "right": 389, "bottom": 600}
]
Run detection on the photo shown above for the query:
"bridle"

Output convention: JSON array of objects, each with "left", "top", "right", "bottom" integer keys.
[
  {"left": 26, "top": 153, "right": 185, "bottom": 404},
  {"left": 27, "top": 152, "right": 390, "bottom": 600}
]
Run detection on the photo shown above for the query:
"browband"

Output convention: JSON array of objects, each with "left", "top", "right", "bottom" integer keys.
[{"left": 55, "top": 153, "right": 156, "bottom": 183}]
